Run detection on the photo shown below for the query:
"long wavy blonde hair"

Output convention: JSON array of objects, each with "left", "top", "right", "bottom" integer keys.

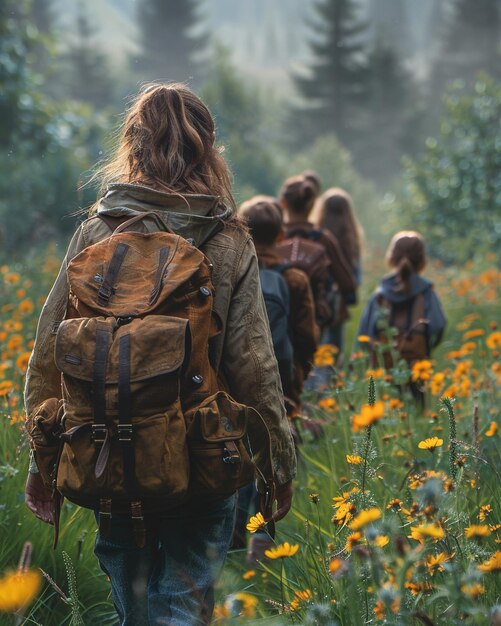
[{"left": 92, "top": 83, "right": 236, "bottom": 209}]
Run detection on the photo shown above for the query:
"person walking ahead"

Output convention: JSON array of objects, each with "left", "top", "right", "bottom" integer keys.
[
  {"left": 24, "top": 84, "right": 296, "bottom": 626},
  {"left": 278, "top": 175, "right": 356, "bottom": 335}
]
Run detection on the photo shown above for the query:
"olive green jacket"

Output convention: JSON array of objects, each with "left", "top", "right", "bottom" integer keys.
[{"left": 24, "top": 184, "right": 296, "bottom": 485}]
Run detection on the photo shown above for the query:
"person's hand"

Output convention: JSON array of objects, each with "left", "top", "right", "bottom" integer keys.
[
  {"left": 25, "top": 472, "right": 54, "bottom": 525},
  {"left": 272, "top": 479, "right": 293, "bottom": 522}
]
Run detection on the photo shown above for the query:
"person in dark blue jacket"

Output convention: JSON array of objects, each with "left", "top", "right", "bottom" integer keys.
[{"left": 357, "top": 231, "right": 446, "bottom": 366}]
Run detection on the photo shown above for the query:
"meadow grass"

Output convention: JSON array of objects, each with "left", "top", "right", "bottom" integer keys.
[{"left": 0, "top": 248, "right": 499, "bottom": 625}]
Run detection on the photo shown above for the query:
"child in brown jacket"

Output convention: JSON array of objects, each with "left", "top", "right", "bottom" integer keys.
[{"left": 240, "top": 195, "right": 319, "bottom": 414}]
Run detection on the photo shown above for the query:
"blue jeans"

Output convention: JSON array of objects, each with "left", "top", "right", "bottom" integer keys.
[{"left": 94, "top": 494, "right": 236, "bottom": 626}]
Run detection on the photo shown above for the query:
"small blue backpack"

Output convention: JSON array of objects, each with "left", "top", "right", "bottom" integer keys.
[{"left": 259, "top": 266, "right": 294, "bottom": 394}]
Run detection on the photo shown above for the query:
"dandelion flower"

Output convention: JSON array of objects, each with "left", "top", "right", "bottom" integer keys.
[
  {"left": 242, "top": 570, "right": 256, "bottom": 580},
  {"left": 0, "top": 570, "right": 41, "bottom": 613},
  {"left": 418, "top": 437, "right": 443, "bottom": 451},
  {"left": 357, "top": 335, "right": 371, "bottom": 343},
  {"left": 246, "top": 512, "right": 266, "bottom": 533},
  {"left": 349, "top": 508, "right": 381, "bottom": 531},
  {"left": 264, "top": 542, "right": 299, "bottom": 559}
]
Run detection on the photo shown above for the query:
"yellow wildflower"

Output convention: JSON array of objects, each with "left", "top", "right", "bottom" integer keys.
[
  {"left": 313, "top": 344, "right": 338, "bottom": 367},
  {"left": 477, "top": 551, "right": 501, "bottom": 572},
  {"left": 242, "top": 570, "right": 256, "bottom": 580},
  {"left": 0, "top": 570, "right": 41, "bottom": 613},
  {"left": 465, "top": 525, "right": 491, "bottom": 539},
  {"left": 485, "top": 421, "right": 498, "bottom": 437},
  {"left": 426, "top": 552, "right": 450, "bottom": 574},
  {"left": 409, "top": 524, "right": 445, "bottom": 543},
  {"left": 246, "top": 512, "right": 266, "bottom": 533},
  {"left": 411, "top": 360, "right": 433, "bottom": 382},
  {"left": 351, "top": 401, "right": 385, "bottom": 432},
  {"left": 346, "top": 454, "right": 362, "bottom": 465},
  {"left": 461, "top": 583, "right": 485, "bottom": 598},
  {"left": 358, "top": 335, "right": 371, "bottom": 343},
  {"left": 486, "top": 331, "right": 501, "bottom": 350},
  {"left": 349, "top": 508, "right": 381, "bottom": 531},
  {"left": 373, "top": 535, "right": 389, "bottom": 548},
  {"left": 225, "top": 592, "right": 258, "bottom": 617},
  {"left": 264, "top": 542, "right": 299, "bottom": 559},
  {"left": 18, "top": 299, "right": 34, "bottom": 315},
  {"left": 418, "top": 437, "right": 443, "bottom": 451},
  {"left": 365, "top": 368, "right": 385, "bottom": 380},
  {"left": 479, "top": 505, "right": 493, "bottom": 521},
  {"left": 430, "top": 372, "right": 445, "bottom": 395},
  {"left": 463, "top": 329, "right": 485, "bottom": 340},
  {"left": 318, "top": 397, "right": 338, "bottom": 412},
  {"left": 345, "top": 532, "right": 363, "bottom": 552}
]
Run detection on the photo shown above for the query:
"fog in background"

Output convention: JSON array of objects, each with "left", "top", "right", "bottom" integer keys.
[{"left": 1, "top": 0, "right": 500, "bottom": 261}]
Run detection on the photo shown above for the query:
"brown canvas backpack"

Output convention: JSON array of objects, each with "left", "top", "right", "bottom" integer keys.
[
  {"left": 277, "top": 229, "right": 337, "bottom": 328},
  {"left": 28, "top": 213, "right": 275, "bottom": 546},
  {"left": 374, "top": 292, "right": 430, "bottom": 369}
]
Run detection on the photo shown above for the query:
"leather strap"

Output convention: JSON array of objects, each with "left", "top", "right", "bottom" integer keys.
[
  {"left": 118, "top": 334, "right": 135, "bottom": 493},
  {"left": 149, "top": 246, "right": 170, "bottom": 306},
  {"left": 131, "top": 501, "right": 146, "bottom": 548},
  {"left": 99, "top": 498, "right": 112, "bottom": 538},
  {"left": 97, "top": 242, "right": 129, "bottom": 305},
  {"left": 93, "top": 326, "right": 110, "bottom": 435}
]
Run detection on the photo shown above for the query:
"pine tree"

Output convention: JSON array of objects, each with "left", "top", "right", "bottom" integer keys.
[
  {"left": 434, "top": 0, "right": 501, "bottom": 88},
  {"left": 361, "top": 39, "right": 421, "bottom": 181},
  {"left": 368, "top": 0, "right": 413, "bottom": 58},
  {"left": 133, "top": 0, "right": 207, "bottom": 84},
  {"left": 64, "top": 4, "right": 113, "bottom": 108},
  {"left": 291, "top": 0, "right": 369, "bottom": 147}
]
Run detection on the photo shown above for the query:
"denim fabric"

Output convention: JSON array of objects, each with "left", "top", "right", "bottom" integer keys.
[{"left": 94, "top": 494, "right": 236, "bottom": 626}]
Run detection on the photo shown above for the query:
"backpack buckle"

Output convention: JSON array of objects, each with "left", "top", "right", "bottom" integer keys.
[
  {"left": 223, "top": 441, "right": 240, "bottom": 464},
  {"left": 118, "top": 424, "right": 133, "bottom": 443},
  {"left": 117, "top": 316, "right": 134, "bottom": 327},
  {"left": 91, "top": 424, "right": 107, "bottom": 444}
]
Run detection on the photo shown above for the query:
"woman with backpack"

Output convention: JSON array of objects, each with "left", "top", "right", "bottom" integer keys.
[
  {"left": 278, "top": 175, "right": 356, "bottom": 347},
  {"left": 312, "top": 187, "right": 363, "bottom": 350},
  {"left": 357, "top": 231, "right": 446, "bottom": 373},
  {"left": 24, "top": 83, "right": 296, "bottom": 626}
]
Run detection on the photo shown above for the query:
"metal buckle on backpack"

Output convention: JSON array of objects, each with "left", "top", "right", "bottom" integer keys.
[
  {"left": 118, "top": 424, "right": 133, "bottom": 443},
  {"left": 92, "top": 424, "right": 107, "bottom": 444},
  {"left": 222, "top": 445, "right": 240, "bottom": 465},
  {"left": 116, "top": 316, "right": 134, "bottom": 327}
]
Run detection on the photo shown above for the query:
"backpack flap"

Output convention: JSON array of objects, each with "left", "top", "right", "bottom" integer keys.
[{"left": 55, "top": 316, "right": 188, "bottom": 383}]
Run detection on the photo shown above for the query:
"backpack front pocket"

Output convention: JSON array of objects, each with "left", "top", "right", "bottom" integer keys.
[
  {"left": 55, "top": 315, "right": 190, "bottom": 508},
  {"left": 187, "top": 391, "right": 255, "bottom": 496}
]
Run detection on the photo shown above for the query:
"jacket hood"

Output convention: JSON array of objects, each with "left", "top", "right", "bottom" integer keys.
[
  {"left": 95, "top": 183, "right": 233, "bottom": 247},
  {"left": 377, "top": 273, "right": 433, "bottom": 304}
]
